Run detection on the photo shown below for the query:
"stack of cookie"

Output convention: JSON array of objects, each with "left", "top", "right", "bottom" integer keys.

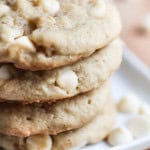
[{"left": 0, "top": 0, "right": 122, "bottom": 150}]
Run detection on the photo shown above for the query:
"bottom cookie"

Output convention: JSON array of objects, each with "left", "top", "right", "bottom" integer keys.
[{"left": 0, "top": 99, "right": 115, "bottom": 150}]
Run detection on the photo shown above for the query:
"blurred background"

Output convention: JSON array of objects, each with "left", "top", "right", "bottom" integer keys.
[{"left": 114, "top": 0, "right": 150, "bottom": 68}]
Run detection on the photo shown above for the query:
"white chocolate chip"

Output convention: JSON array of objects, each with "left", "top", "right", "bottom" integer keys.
[
  {"left": 0, "top": 4, "right": 10, "bottom": 17},
  {"left": 0, "top": 66, "right": 11, "bottom": 80},
  {"left": 13, "top": 36, "right": 35, "bottom": 52},
  {"left": 39, "top": 0, "right": 60, "bottom": 16},
  {"left": 0, "top": 25, "right": 17, "bottom": 42},
  {"left": 90, "top": 0, "right": 106, "bottom": 18},
  {"left": 139, "top": 104, "right": 150, "bottom": 117},
  {"left": 26, "top": 134, "right": 52, "bottom": 150},
  {"left": 117, "top": 94, "right": 141, "bottom": 114},
  {"left": 56, "top": 69, "right": 78, "bottom": 92},
  {"left": 128, "top": 116, "right": 150, "bottom": 138},
  {"left": 41, "top": 84, "right": 66, "bottom": 96},
  {"left": 0, "top": 25, "right": 12, "bottom": 42},
  {"left": 107, "top": 126, "right": 133, "bottom": 146},
  {"left": 16, "top": 0, "right": 37, "bottom": 19}
]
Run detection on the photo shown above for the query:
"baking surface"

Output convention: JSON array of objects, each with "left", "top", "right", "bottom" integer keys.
[{"left": 115, "top": 0, "right": 150, "bottom": 68}]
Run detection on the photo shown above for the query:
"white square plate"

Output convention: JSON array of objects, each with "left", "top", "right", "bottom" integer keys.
[{"left": 82, "top": 48, "right": 150, "bottom": 150}]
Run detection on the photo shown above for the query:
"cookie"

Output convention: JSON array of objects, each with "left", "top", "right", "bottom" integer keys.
[
  {"left": 52, "top": 99, "right": 115, "bottom": 150},
  {"left": 0, "top": 39, "right": 122, "bottom": 103},
  {"left": 0, "top": 98, "right": 115, "bottom": 150},
  {"left": 0, "top": 81, "right": 110, "bottom": 137},
  {"left": 0, "top": 0, "right": 121, "bottom": 71}
]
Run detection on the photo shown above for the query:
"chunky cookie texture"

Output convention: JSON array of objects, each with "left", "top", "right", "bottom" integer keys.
[
  {"left": 0, "top": 98, "right": 115, "bottom": 150},
  {"left": 0, "top": 40, "right": 122, "bottom": 103},
  {"left": 0, "top": 0, "right": 121, "bottom": 70},
  {"left": 0, "top": 81, "right": 110, "bottom": 137}
]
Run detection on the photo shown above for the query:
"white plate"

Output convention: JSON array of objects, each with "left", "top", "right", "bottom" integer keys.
[{"left": 82, "top": 48, "right": 150, "bottom": 150}]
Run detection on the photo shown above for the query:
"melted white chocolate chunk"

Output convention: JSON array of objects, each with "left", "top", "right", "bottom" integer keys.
[
  {"left": 39, "top": 0, "right": 60, "bottom": 16},
  {"left": 0, "top": 4, "right": 10, "bottom": 17},
  {"left": 26, "top": 134, "right": 52, "bottom": 150},
  {"left": 13, "top": 36, "right": 35, "bottom": 52},
  {"left": 56, "top": 69, "right": 78, "bottom": 92},
  {"left": 90, "top": 0, "right": 106, "bottom": 18}
]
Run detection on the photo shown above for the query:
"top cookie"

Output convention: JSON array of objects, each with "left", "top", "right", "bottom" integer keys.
[{"left": 0, "top": 0, "right": 121, "bottom": 71}]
